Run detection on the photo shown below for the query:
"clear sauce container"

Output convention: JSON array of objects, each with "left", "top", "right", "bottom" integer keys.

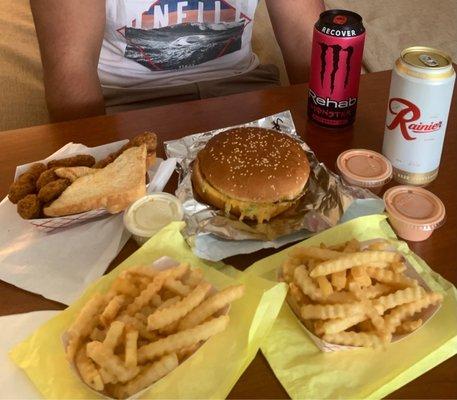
[
  {"left": 337, "top": 149, "right": 393, "bottom": 194},
  {"left": 123, "top": 193, "right": 184, "bottom": 245},
  {"left": 383, "top": 186, "right": 445, "bottom": 241}
]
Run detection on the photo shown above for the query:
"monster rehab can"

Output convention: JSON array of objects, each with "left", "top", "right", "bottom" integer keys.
[{"left": 307, "top": 10, "right": 366, "bottom": 128}]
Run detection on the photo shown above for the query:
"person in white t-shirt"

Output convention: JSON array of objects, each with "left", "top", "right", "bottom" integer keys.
[{"left": 31, "top": 0, "right": 324, "bottom": 122}]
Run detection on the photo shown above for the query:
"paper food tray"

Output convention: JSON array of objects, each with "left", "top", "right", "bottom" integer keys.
[
  {"left": 13, "top": 140, "right": 157, "bottom": 233},
  {"left": 62, "top": 256, "right": 229, "bottom": 399},
  {"left": 279, "top": 239, "right": 441, "bottom": 352}
]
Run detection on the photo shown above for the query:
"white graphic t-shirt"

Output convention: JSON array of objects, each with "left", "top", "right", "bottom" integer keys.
[{"left": 99, "top": 0, "right": 260, "bottom": 89}]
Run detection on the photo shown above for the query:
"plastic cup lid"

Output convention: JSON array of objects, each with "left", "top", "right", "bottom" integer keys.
[
  {"left": 337, "top": 149, "right": 393, "bottom": 187},
  {"left": 123, "top": 193, "right": 184, "bottom": 237},
  {"left": 383, "top": 186, "right": 446, "bottom": 230}
]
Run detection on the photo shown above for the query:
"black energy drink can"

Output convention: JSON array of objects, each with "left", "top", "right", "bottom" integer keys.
[{"left": 307, "top": 10, "right": 366, "bottom": 128}]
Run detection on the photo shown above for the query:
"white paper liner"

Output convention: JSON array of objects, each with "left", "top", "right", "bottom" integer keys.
[
  {"left": 279, "top": 239, "right": 442, "bottom": 352},
  {"left": 62, "top": 257, "right": 229, "bottom": 399},
  {"left": 12, "top": 140, "right": 171, "bottom": 232}
]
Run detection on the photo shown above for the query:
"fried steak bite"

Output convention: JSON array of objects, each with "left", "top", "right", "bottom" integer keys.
[
  {"left": 24, "top": 163, "right": 47, "bottom": 180},
  {"left": 17, "top": 194, "right": 42, "bottom": 219},
  {"left": 37, "top": 178, "right": 71, "bottom": 203},
  {"left": 8, "top": 178, "right": 36, "bottom": 204},
  {"left": 36, "top": 168, "right": 58, "bottom": 190},
  {"left": 94, "top": 132, "right": 157, "bottom": 168},
  {"left": 47, "top": 154, "right": 95, "bottom": 169}
]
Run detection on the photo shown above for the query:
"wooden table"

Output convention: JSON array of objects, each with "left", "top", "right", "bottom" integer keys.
[{"left": 1, "top": 70, "right": 456, "bottom": 399}]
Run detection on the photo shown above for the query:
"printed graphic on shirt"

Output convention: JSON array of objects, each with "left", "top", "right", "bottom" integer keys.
[{"left": 118, "top": 1, "right": 252, "bottom": 72}]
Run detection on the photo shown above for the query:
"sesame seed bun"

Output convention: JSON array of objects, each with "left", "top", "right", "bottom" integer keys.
[{"left": 191, "top": 127, "right": 310, "bottom": 223}]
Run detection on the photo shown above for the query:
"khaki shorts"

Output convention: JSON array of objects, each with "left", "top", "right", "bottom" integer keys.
[{"left": 103, "top": 64, "right": 280, "bottom": 114}]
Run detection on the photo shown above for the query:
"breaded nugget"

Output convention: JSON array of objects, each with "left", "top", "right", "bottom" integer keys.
[
  {"left": 36, "top": 168, "right": 58, "bottom": 190},
  {"left": 94, "top": 132, "right": 157, "bottom": 168},
  {"left": 26, "top": 163, "right": 47, "bottom": 180},
  {"left": 17, "top": 194, "right": 41, "bottom": 219},
  {"left": 17, "top": 172, "right": 36, "bottom": 185},
  {"left": 37, "top": 178, "right": 71, "bottom": 203},
  {"left": 8, "top": 179, "right": 36, "bottom": 204},
  {"left": 47, "top": 154, "right": 95, "bottom": 169},
  {"left": 129, "top": 131, "right": 157, "bottom": 153}
]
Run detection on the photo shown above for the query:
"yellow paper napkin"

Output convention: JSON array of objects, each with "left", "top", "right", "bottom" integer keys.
[
  {"left": 10, "top": 221, "right": 287, "bottom": 399},
  {"left": 246, "top": 214, "right": 457, "bottom": 399}
]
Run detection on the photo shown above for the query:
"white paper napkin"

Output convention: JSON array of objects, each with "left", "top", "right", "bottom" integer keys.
[
  {"left": 0, "top": 310, "right": 59, "bottom": 399},
  {"left": 0, "top": 142, "right": 177, "bottom": 305}
]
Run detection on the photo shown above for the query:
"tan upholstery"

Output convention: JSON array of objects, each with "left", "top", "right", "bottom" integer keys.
[
  {"left": 325, "top": 0, "right": 457, "bottom": 73},
  {"left": 0, "top": 0, "right": 49, "bottom": 131},
  {"left": 252, "top": 0, "right": 289, "bottom": 86},
  {"left": 1, "top": 1, "right": 456, "bottom": 131}
]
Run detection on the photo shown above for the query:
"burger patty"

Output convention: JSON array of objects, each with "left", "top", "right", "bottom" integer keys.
[{"left": 192, "top": 158, "right": 297, "bottom": 223}]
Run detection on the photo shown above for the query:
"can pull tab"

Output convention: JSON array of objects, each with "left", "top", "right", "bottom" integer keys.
[{"left": 419, "top": 54, "right": 439, "bottom": 67}]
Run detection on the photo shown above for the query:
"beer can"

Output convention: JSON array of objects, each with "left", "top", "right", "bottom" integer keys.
[
  {"left": 382, "top": 46, "right": 456, "bottom": 185},
  {"left": 307, "top": 10, "right": 366, "bottom": 128}
]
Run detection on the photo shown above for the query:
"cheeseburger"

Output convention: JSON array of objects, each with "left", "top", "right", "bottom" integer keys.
[{"left": 192, "top": 127, "right": 310, "bottom": 223}]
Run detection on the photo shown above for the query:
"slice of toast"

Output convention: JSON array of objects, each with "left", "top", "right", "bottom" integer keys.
[
  {"left": 54, "top": 166, "right": 97, "bottom": 182},
  {"left": 44, "top": 145, "right": 147, "bottom": 217}
]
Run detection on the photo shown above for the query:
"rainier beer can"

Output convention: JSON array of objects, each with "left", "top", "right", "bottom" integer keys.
[
  {"left": 307, "top": 10, "right": 365, "bottom": 128},
  {"left": 382, "top": 47, "right": 456, "bottom": 185}
]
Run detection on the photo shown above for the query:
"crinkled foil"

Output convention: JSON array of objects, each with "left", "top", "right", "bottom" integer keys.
[{"left": 165, "top": 111, "right": 380, "bottom": 248}]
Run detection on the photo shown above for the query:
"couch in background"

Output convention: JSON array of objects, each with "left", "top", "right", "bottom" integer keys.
[{"left": 1, "top": 0, "right": 456, "bottom": 132}]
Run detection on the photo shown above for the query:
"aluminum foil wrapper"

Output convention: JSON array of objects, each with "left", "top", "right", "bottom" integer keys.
[{"left": 165, "top": 111, "right": 384, "bottom": 260}]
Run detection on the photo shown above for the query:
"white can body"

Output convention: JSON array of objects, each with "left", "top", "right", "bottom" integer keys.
[{"left": 382, "top": 62, "right": 455, "bottom": 185}]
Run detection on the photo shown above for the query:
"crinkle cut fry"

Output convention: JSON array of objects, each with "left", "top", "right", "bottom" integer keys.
[
  {"left": 316, "top": 275, "right": 333, "bottom": 297},
  {"left": 281, "top": 257, "right": 301, "bottom": 283},
  {"left": 331, "top": 270, "right": 346, "bottom": 291},
  {"left": 365, "top": 267, "right": 419, "bottom": 288},
  {"left": 317, "top": 313, "right": 367, "bottom": 335},
  {"left": 178, "top": 284, "right": 244, "bottom": 330},
  {"left": 372, "top": 286, "right": 426, "bottom": 314},
  {"left": 290, "top": 246, "right": 343, "bottom": 260},
  {"left": 125, "top": 328, "right": 139, "bottom": 369},
  {"left": 66, "top": 293, "right": 106, "bottom": 361},
  {"left": 127, "top": 266, "right": 158, "bottom": 279},
  {"left": 323, "top": 331, "right": 383, "bottom": 347},
  {"left": 86, "top": 341, "right": 140, "bottom": 383},
  {"left": 301, "top": 302, "right": 365, "bottom": 319},
  {"left": 349, "top": 282, "right": 389, "bottom": 342},
  {"left": 384, "top": 292, "right": 443, "bottom": 334},
  {"left": 127, "top": 263, "right": 189, "bottom": 315},
  {"left": 293, "top": 266, "right": 322, "bottom": 301},
  {"left": 310, "top": 251, "right": 400, "bottom": 278},
  {"left": 103, "top": 320, "right": 125, "bottom": 351},
  {"left": 114, "top": 353, "right": 179, "bottom": 399},
  {"left": 164, "top": 278, "right": 191, "bottom": 296},
  {"left": 148, "top": 282, "right": 211, "bottom": 330},
  {"left": 75, "top": 346, "right": 104, "bottom": 391},
  {"left": 138, "top": 315, "right": 229, "bottom": 363},
  {"left": 396, "top": 318, "right": 423, "bottom": 334},
  {"left": 100, "top": 294, "right": 125, "bottom": 327}
]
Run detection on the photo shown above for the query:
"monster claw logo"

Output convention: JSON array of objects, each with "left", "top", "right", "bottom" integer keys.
[
  {"left": 319, "top": 42, "right": 354, "bottom": 94},
  {"left": 319, "top": 42, "right": 328, "bottom": 87},
  {"left": 343, "top": 46, "right": 353, "bottom": 88},
  {"left": 329, "top": 44, "right": 342, "bottom": 93}
]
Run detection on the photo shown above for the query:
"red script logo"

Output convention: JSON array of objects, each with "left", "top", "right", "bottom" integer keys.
[{"left": 387, "top": 98, "right": 442, "bottom": 141}]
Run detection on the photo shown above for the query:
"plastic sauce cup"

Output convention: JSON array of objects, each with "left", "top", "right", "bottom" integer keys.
[
  {"left": 383, "top": 186, "right": 445, "bottom": 242},
  {"left": 123, "top": 193, "right": 184, "bottom": 246},
  {"left": 336, "top": 149, "right": 393, "bottom": 194}
]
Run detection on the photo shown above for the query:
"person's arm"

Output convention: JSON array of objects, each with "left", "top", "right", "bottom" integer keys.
[
  {"left": 30, "top": 0, "right": 106, "bottom": 122},
  {"left": 265, "top": 0, "right": 324, "bottom": 84}
]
